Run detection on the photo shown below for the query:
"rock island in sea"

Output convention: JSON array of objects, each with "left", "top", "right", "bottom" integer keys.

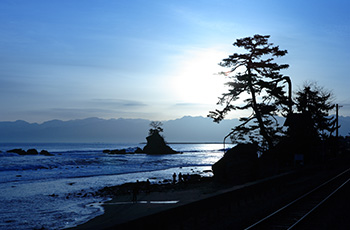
[
  {"left": 104, "top": 122, "right": 179, "bottom": 155},
  {"left": 142, "top": 131, "right": 178, "bottom": 154}
]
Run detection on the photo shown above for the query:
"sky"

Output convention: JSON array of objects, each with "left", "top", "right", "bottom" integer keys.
[{"left": 1, "top": 0, "right": 350, "bottom": 123}]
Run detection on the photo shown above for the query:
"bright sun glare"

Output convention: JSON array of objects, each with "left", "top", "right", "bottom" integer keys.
[{"left": 170, "top": 48, "right": 228, "bottom": 104}]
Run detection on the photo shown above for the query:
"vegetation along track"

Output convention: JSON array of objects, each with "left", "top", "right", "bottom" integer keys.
[{"left": 244, "top": 167, "right": 350, "bottom": 230}]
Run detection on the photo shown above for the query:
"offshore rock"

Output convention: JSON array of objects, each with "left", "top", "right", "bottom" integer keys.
[
  {"left": 143, "top": 132, "right": 177, "bottom": 154},
  {"left": 212, "top": 143, "right": 258, "bottom": 184},
  {"left": 7, "top": 149, "right": 27, "bottom": 155},
  {"left": 26, "top": 149, "right": 39, "bottom": 155},
  {"left": 103, "top": 147, "right": 144, "bottom": 154},
  {"left": 40, "top": 150, "right": 54, "bottom": 156},
  {"left": 110, "top": 149, "right": 127, "bottom": 154},
  {"left": 7, "top": 148, "right": 53, "bottom": 156},
  {"left": 134, "top": 147, "right": 144, "bottom": 153}
]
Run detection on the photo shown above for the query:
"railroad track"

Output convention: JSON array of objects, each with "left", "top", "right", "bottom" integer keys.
[{"left": 244, "top": 167, "right": 350, "bottom": 230}]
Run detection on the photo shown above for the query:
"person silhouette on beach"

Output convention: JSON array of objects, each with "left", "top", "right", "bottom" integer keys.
[
  {"left": 178, "top": 172, "right": 183, "bottom": 183},
  {"left": 172, "top": 173, "right": 177, "bottom": 184},
  {"left": 132, "top": 180, "right": 139, "bottom": 203},
  {"left": 145, "top": 179, "right": 150, "bottom": 194},
  {"left": 186, "top": 173, "right": 190, "bottom": 182}
]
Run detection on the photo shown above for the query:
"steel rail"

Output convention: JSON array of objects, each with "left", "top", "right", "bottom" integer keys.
[
  {"left": 287, "top": 177, "right": 350, "bottom": 229},
  {"left": 244, "top": 167, "right": 350, "bottom": 230}
]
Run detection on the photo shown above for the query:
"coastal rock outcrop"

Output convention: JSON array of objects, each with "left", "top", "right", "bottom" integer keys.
[
  {"left": 142, "top": 132, "right": 177, "bottom": 154},
  {"left": 7, "top": 148, "right": 27, "bottom": 155},
  {"left": 134, "top": 147, "right": 144, "bottom": 153},
  {"left": 27, "top": 149, "right": 39, "bottom": 155},
  {"left": 40, "top": 150, "right": 54, "bottom": 156},
  {"left": 212, "top": 143, "right": 258, "bottom": 184},
  {"left": 110, "top": 149, "right": 127, "bottom": 154},
  {"left": 103, "top": 147, "right": 144, "bottom": 154},
  {"left": 102, "top": 130, "right": 177, "bottom": 155},
  {"left": 7, "top": 148, "right": 53, "bottom": 156}
]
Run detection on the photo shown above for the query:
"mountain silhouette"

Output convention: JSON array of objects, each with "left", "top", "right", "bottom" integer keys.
[{"left": 0, "top": 116, "right": 348, "bottom": 143}]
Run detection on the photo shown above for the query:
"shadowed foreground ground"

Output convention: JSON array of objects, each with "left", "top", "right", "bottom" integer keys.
[{"left": 73, "top": 155, "right": 350, "bottom": 230}]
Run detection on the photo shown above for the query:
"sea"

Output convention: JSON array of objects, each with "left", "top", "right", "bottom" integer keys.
[{"left": 0, "top": 142, "right": 233, "bottom": 230}]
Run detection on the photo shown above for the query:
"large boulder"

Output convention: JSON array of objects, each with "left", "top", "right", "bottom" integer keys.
[
  {"left": 26, "top": 149, "right": 39, "bottom": 155},
  {"left": 143, "top": 132, "right": 177, "bottom": 154},
  {"left": 40, "top": 150, "right": 54, "bottom": 156},
  {"left": 7, "top": 148, "right": 26, "bottom": 155},
  {"left": 212, "top": 143, "right": 258, "bottom": 184}
]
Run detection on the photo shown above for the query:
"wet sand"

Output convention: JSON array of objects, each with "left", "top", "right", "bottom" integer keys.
[{"left": 73, "top": 177, "right": 238, "bottom": 229}]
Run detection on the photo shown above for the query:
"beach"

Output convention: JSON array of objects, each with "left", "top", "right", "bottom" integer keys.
[
  {"left": 74, "top": 154, "right": 350, "bottom": 230},
  {"left": 73, "top": 177, "right": 238, "bottom": 229}
]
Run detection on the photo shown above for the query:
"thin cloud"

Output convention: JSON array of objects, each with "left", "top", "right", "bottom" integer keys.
[
  {"left": 90, "top": 99, "right": 148, "bottom": 107},
  {"left": 174, "top": 103, "right": 200, "bottom": 107}
]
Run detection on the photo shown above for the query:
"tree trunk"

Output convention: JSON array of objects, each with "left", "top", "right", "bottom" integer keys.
[{"left": 247, "top": 67, "right": 274, "bottom": 149}]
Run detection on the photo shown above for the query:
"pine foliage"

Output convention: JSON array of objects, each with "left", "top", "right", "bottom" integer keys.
[
  {"left": 295, "top": 82, "right": 336, "bottom": 139},
  {"left": 208, "top": 35, "right": 290, "bottom": 149}
]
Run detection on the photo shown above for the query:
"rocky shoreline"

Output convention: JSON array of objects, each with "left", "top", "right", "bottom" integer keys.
[{"left": 95, "top": 173, "right": 210, "bottom": 198}]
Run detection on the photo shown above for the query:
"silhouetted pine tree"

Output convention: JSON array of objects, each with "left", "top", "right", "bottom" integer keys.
[
  {"left": 295, "top": 82, "right": 336, "bottom": 139},
  {"left": 209, "top": 35, "right": 291, "bottom": 149},
  {"left": 148, "top": 121, "right": 163, "bottom": 136}
]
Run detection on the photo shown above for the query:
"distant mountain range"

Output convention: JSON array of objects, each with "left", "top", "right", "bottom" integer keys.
[{"left": 0, "top": 116, "right": 349, "bottom": 143}]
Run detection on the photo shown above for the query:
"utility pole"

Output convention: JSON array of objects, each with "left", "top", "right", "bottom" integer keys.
[
  {"left": 336, "top": 104, "right": 339, "bottom": 138},
  {"left": 335, "top": 104, "right": 343, "bottom": 155},
  {"left": 336, "top": 104, "right": 343, "bottom": 138}
]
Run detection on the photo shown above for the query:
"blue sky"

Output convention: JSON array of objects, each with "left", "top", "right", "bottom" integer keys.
[{"left": 1, "top": 0, "right": 349, "bottom": 123}]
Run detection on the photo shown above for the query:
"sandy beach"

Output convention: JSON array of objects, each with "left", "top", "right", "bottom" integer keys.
[
  {"left": 73, "top": 177, "right": 237, "bottom": 229},
  {"left": 72, "top": 171, "right": 310, "bottom": 230}
]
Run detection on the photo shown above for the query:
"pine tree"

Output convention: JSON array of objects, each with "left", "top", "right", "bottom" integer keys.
[
  {"left": 208, "top": 35, "right": 291, "bottom": 149},
  {"left": 148, "top": 121, "right": 164, "bottom": 136},
  {"left": 295, "top": 82, "right": 336, "bottom": 139}
]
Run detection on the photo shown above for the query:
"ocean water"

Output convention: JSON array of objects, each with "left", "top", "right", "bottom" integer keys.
[{"left": 0, "top": 143, "right": 232, "bottom": 230}]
